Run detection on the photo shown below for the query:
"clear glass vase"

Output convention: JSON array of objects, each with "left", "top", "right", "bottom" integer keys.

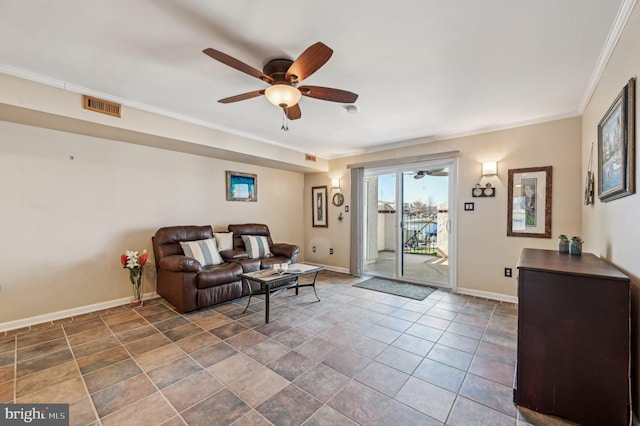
[
  {"left": 129, "top": 268, "right": 144, "bottom": 307},
  {"left": 131, "top": 284, "right": 143, "bottom": 307}
]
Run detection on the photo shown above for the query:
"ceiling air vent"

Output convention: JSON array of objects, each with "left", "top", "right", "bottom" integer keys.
[
  {"left": 305, "top": 154, "right": 317, "bottom": 162},
  {"left": 83, "top": 95, "right": 121, "bottom": 118}
]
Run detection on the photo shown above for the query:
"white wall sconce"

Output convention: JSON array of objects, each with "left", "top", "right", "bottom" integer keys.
[
  {"left": 482, "top": 161, "right": 498, "bottom": 176},
  {"left": 331, "top": 178, "right": 341, "bottom": 189},
  {"left": 473, "top": 161, "right": 497, "bottom": 197}
]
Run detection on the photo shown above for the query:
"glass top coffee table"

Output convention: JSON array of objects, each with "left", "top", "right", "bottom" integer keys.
[{"left": 239, "top": 263, "right": 324, "bottom": 323}]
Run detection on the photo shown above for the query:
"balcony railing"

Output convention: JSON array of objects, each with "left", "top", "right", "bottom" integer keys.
[{"left": 402, "top": 216, "right": 439, "bottom": 256}]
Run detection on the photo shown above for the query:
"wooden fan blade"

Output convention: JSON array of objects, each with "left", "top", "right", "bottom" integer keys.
[
  {"left": 286, "top": 104, "right": 302, "bottom": 120},
  {"left": 218, "top": 90, "right": 265, "bottom": 104},
  {"left": 299, "top": 86, "right": 359, "bottom": 103},
  {"left": 203, "top": 48, "right": 273, "bottom": 84},
  {"left": 285, "top": 42, "right": 333, "bottom": 83}
]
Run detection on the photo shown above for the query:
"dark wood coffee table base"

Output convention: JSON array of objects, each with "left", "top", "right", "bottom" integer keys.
[{"left": 239, "top": 264, "right": 323, "bottom": 323}]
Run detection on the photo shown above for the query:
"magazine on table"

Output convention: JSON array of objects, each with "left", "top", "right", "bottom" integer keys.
[{"left": 250, "top": 263, "right": 321, "bottom": 278}]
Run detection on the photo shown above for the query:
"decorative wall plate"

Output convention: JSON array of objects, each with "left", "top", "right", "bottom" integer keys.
[
  {"left": 472, "top": 182, "right": 496, "bottom": 197},
  {"left": 484, "top": 183, "right": 494, "bottom": 196}
]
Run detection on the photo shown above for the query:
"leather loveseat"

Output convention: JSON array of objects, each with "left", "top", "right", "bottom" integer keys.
[{"left": 152, "top": 225, "right": 244, "bottom": 313}]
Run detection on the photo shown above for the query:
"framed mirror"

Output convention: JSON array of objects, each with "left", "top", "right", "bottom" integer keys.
[
  {"left": 332, "top": 192, "right": 345, "bottom": 206},
  {"left": 507, "top": 166, "right": 552, "bottom": 238}
]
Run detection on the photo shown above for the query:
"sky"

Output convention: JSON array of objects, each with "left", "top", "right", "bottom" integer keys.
[{"left": 377, "top": 170, "right": 449, "bottom": 206}]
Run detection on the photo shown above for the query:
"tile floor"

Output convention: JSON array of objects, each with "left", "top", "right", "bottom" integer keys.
[{"left": 0, "top": 271, "right": 577, "bottom": 425}]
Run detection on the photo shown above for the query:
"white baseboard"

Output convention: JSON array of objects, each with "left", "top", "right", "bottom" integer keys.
[
  {"left": 456, "top": 287, "right": 518, "bottom": 304},
  {"left": 0, "top": 292, "right": 159, "bottom": 333}
]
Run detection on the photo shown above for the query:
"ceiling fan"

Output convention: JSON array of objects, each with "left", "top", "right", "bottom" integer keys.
[
  {"left": 202, "top": 42, "right": 358, "bottom": 124},
  {"left": 414, "top": 169, "right": 448, "bottom": 179}
]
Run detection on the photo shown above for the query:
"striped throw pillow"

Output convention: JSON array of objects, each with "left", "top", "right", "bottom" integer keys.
[
  {"left": 179, "top": 238, "right": 222, "bottom": 266},
  {"left": 241, "top": 235, "right": 272, "bottom": 259}
]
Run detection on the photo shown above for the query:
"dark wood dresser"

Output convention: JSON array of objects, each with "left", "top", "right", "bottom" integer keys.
[{"left": 515, "top": 248, "right": 630, "bottom": 425}]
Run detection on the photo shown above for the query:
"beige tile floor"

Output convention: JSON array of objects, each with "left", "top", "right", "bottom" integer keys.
[{"left": 0, "top": 271, "right": 577, "bottom": 425}]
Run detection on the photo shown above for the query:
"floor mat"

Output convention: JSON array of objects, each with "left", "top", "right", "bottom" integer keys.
[{"left": 353, "top": 277, "right": 435, "bottom": 300}]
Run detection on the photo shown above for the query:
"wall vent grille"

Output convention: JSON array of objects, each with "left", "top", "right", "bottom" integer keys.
[
  {"left": 305, "top": 154, "right": 317, "bottom": 162},
  {"left": 83, "top": 95, "right": 121, "bottom": 118}
]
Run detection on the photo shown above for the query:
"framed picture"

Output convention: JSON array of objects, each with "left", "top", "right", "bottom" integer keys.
[
  {"left": 507, "top": 166, "right": 553, "bottom": 238},
  {"left": 312, "top": 185, "right": 328, "bottom": 227},
  {"left": 226, "top": 171, "right": 257, "bottom": 202},
  {"left": 598, "top": 77, "right": 635, "bottom": 202}
]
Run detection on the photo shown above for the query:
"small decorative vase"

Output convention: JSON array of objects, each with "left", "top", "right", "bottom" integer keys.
[
  {"left": 569, "top": 241, "right": 582, "bottom": 255},
  {"left": 129, "top": 269, "right": 144, "bottom": 307},
  {"left": 558, "top": 240, "right": 569, "bottom": 253}
]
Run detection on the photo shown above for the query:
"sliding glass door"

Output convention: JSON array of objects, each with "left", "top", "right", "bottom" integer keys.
[{"left": 363, "top": 161, "right": 454, "bottom": 288}]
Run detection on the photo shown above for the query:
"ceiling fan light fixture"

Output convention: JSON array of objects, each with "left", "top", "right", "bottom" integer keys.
[
  {"left": 265, "top": 84, "right": 302, "bottom": 108},
  {"left": 345, "top": 105, "right": 358, "bottom": 114}
]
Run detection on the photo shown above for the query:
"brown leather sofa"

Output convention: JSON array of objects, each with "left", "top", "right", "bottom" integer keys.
[
  {"left": 152, "top": 224, "right": 301, "bottom": 313},
  {"left": 221, "top": 223, "right": 300, "bottom": 275},
  {"left": 152, "top": 225, "right": 244, "bottom": 313}
]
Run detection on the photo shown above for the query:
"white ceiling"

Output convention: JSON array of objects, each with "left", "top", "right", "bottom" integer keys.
[{"left": 0, "top": 0, "right": 628, "bottom": 159}]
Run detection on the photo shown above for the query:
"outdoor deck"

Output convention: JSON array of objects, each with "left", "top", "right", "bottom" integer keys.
[{"left": 364, "top": 251, "right": 449, "bottom": 287}]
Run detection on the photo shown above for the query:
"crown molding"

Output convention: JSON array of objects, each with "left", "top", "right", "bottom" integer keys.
[{"left": 578, "top": 0, "right": 638, "bottom": 112}]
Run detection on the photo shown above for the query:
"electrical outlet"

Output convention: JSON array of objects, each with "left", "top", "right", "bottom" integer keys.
[
  {"left": 329, "top": 248, "right": 334, "bottom": 255},
  {"left": 504, "top": 268, "right": 512, "bottom": 277},
  {"left": 312, "top": 246, "right": 316, "bottom": 253}
]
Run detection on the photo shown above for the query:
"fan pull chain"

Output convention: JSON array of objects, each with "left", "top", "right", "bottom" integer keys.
[{"left": 281, "top": 108, "right": 289, "bottom": 131}]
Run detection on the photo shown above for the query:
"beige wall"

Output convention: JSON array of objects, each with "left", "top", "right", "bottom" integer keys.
[
  {"left": 305, "top": 116, "right": 583, "bottom": 299},
  {"left": 0, "top": 120, "right": 304, "bottom": 324},
  {"left": 303, "top": 173, "right": 351, "bottom": 270},
  {"left": 581, "top": 1, "right": 640, "bottom": 414}
]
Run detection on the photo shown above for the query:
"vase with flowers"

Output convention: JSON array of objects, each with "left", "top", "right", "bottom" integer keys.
[{"left": 121, "top": 249, "right": 148, "bottom": 307}]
